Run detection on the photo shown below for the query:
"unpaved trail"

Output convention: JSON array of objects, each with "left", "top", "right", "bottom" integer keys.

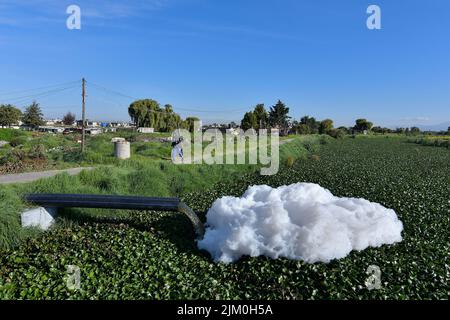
[
  {"left": 0, "top": 167, "right": 94, "bottom": 185},
  {"left": 280, "top": 138, "right": 295, "bottom": 145}
]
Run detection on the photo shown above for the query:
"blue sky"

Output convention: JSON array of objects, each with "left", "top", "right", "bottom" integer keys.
[{"left": 0, "top": 0, "right": 449, "bottom": 128}]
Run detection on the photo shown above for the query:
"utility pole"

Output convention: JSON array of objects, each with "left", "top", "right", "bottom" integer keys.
[{"left": 81, "top": 78, "right": 86, "bottom": 153}]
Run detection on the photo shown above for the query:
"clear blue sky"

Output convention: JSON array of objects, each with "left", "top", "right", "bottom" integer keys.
[{"left": 0, "top": 0, "right": 449, "bottom": 128}]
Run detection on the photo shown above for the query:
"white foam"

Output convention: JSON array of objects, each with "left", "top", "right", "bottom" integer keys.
[{"left": 198, "top": 183, "right": 403, "bottom": 264}]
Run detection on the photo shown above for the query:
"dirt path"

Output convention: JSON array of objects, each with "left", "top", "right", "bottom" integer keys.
[
  {"left": 280, "top": 138, "right": 295, "bottom": 145},
  {"left": 0, "top": 167, "right": 94, "bottom": 185}
]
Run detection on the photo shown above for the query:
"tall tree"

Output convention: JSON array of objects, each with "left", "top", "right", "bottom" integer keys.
[
  {"left": 253, "top": 104, "right": 268, "bottom": 130},
  {"left": 319, "top": 119, "right": 334, "bottom": 134},
  {"left": 22, "top": 101, "right": 44, "bottom": 128},
  {"left": 184, "top": 117, "right": 201, "bottom": 132},
  {"left": 129, "top": 99, "right": 184, "bottom": 132},
  {"left": 354, "top": 119, "right": 373, "bottom": 132},
  {"left": 269, "top": 100, "right": 290, "bottom": 130},
  {"left": 0, "top": 104, "right": 22, "bottom": 127},
  {"left": 410, "top": 127, "right": 421, "bottom": 135},
  {"left": 241, "top": 111, "right": 257, "bottom": 131},
  {"left": 129, "top": 99, "right": 160, "bottom": 128},
  {"left": 62, "top": 112, "right": 76, "bottom": 126},
  {"left": 300, "top": 116, "right": 319, "bottom": 134},
  {"left": 163, "top": 104, "right": 183, "bottom": 132}
]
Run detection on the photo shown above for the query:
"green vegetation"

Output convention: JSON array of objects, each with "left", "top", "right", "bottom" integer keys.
[
  {"left": 408, "top": 135, "right": 450, "bottom": 149},
  {"left": 0, "top": 136, "right": 448, "bottom": 299},
  {"left": 354, "top": 118, "right": 373, "bottom": 132},
  {"left": 0, "top": 105, "right": 22, "bottom": 128},
  {"left": 0, "top": 134, "right": 317, "bottom": 251},
  {"left": 128, "top": 99, "right": 184, "bottom": 132},
  {"left": 268, "top": 100, "right": 290, "bottom": 132},
  {"left": 22, "top": 101, "right": 45, "bottom": 129},
  {"left": 0, "top": 128, "right": 29, "bottom": 142},
  {"left": 62, "top": 112, "right": 76, "bottom": 126},
  {"left": 241, "top": 104, "right": 269, "bottom": 131}
]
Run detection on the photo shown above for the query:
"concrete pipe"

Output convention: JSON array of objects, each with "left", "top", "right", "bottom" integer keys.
[{"left": 114, "top": 140, "right": 131, "bottom": 159}]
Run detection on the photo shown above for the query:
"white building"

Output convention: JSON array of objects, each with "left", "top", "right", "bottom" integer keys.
[{"left": 137, "top": 127, "right": 155, "bottom": 133}]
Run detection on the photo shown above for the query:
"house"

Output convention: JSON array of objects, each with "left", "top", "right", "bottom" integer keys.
[
  {"left": 45, "top": 119, "right": 63, "bottom": 126},
  {"left": 86, "top": 128, "right": 102, "bottom": 135}
]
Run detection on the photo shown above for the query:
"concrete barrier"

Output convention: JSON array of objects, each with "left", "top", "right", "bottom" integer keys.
[
  {"left": 114, "top": 140, "right": 131, "bottom": 159},
  {"left": 21, "top": 207, "right": 58, "bottom": 230}
]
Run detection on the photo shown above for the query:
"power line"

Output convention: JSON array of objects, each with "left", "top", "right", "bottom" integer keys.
[
  {"left": 0, "top": 80, "right": 80, "bottom": 98},
  {"left": 87, "top": 80, "right": 250, "bottom": 114},
  {"left": 2, "top": 84, "right": 80, "bottom": 105}
]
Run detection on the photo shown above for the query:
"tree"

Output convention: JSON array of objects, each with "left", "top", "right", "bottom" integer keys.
[
  {"left": 269, "top": 100, "right": 290, "bottom": 130},
  {"left": 447, "top": 126, "right": 450, "bottom": 134},
  {"left": 253, "top": 104, "right": 269, "bottom": 130},
  {"left": 0, "top": 104, "right": 22, "bottom": 127},
  {"left": 62, "top": 112, "right": 76, "bottom": 126},
  {"left": 163, "top": 105, "right": 183, "bottom": 132},
  {"left": 300, "top": 116, "right": 319, "bottom": 134},
  {"left": 184, "top": 117, "right": 200, "bottom": 133},
  {"left": 22, "top": 101, "right": 44, "bottom": 128},
  {"left": 128, "top": 99, "right": 160, "bottom": 128},
  {"left": 410, "top": 127, "right": 421, "bottom": 135},
  {"left": 319, "top": 119, "right": 334, "bottom": 134},
  {"left": 337, "top": 126, "right": 351, "bottom": 134},
  {"left": 354, "top": 119, "right": 373, "bottom": 132},
  {"left": 128, "top": 99, "right": 183, "bottom": 132},
  {"left": 241, "top": 112, "right": 257, "bottom": 131},
  {"left": 327, "top": 128, "right": 345, "bottom": 139},
  {"left": 295, "top": 124, "right": 311, "bottom": 135}
]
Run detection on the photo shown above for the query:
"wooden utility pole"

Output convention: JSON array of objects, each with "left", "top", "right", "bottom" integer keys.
[{"left": 81, "top": 78, "right": 86, "bottom": 153}]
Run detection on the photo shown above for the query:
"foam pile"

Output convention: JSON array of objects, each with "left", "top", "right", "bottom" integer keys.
[{"left": 198, "top": 183, "right": 403, "bottom": 263}]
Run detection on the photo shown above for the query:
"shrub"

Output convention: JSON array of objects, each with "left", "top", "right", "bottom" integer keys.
[
  {"left": 319, "top": 135, "right": 332, "bottom": 144},
  {"left": 327, "top": 129, "right": 345, "bottom": 139},
  {"left": 9, "top": 136, "right": 27, "bottom": 147},
  {"left": 28, "top": 144, "right": 47, "bottom": 159},
  {"left": 0, "top": 129, "right": 27, "bottom": 142},
  {"left": 286, "top": 156, "right": 295, "bottom": 167}
]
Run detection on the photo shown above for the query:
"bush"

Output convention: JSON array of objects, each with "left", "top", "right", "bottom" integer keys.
[
  {"left": 28, "top": 144, "right": 47, "bottom": 159},
  {"left": 9, "top": 136, "right": 27, "bottom": 147},
  {"left": 319, "top": 135, "right": 335, "bottom": 144},
  {"left": 0, "top": 129, "right": 27, "bottom": 142},
  {"left": 286, "top": 156, "right": 295, "bottom": 167},
  {"left": 327, "top": 129, "right": 345, "bottom": 139}
]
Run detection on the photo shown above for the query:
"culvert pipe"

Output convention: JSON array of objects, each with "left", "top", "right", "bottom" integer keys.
[{"left": 24, "top": 194, "right": 205, "bottom": 238}]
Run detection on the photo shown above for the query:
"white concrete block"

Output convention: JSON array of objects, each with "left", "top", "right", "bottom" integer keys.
[
  {"left": 111, "top": 137, "right": 126, "bottom": 143},
  {"left": 21, "top": 207, "right": 58, "bottom": 230}
]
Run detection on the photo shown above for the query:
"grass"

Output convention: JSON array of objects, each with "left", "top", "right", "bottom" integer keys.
[
  {"left": 407, "top": 135, "right": 450, "bottom": 149},
  {"left": 0, "top": 128, "right": 30, "bottom": 142},
  {"left": 0, "top": 136, "right": 448, "bottom": 299}
]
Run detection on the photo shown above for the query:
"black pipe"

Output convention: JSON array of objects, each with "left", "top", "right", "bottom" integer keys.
[
  {"left": 25, "top": 194, "right": 180, "bottom": 211},
  {"left": 24, "top": 193, "right": 205, "bottom": 238}
]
